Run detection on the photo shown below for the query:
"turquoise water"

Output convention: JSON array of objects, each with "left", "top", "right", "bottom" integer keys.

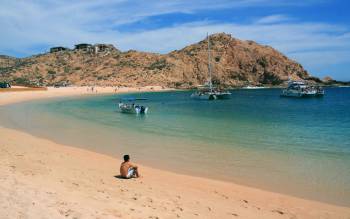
[{"left": 1, "top": 88, "right": 350, "bottom": 206}]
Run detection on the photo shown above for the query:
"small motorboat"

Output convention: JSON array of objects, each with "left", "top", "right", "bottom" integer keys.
[{"left": 118, "top": 97, "right": 149, "bottom": 114}]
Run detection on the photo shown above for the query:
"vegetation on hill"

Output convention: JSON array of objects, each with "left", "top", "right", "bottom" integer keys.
[{"left": 0, "top": 33, "right": 325, "bottom": 88}]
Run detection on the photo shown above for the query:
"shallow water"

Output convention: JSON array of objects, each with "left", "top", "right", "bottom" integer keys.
[{"left": 1, "top": 88, "right": 350, "bottom": 206}]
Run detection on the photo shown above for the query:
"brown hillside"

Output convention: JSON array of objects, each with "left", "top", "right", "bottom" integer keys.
[{"left": 0, "top": 33, "right": 317, "bottom": 87}]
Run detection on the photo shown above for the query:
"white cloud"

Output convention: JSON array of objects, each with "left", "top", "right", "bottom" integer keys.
[{"left": 256, "top": 15, "right": 292, "bottom": 24}]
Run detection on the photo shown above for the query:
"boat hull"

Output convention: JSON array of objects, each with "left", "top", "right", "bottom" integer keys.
[
  {"left": 191, "top": 92, "right": 217, "bottom": 100},
  {"left": 191, "top": 90, "right": 231, "bottom": 100},
  {"left": 119, "top": 103, "right": 148, "bottom": 114},
  {"left": 215, "top": 92, "right": 231, "bottom": 99},
  {"left": 281, "top": 90, "right": 324, "bottom": 98}
]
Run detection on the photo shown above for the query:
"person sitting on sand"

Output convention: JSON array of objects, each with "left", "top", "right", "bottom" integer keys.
[{"left": 120, "top": 155, "right": 140, "bottom": 179}]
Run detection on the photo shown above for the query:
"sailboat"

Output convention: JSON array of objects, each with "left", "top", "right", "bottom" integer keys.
[{"left": 191, "top": 34, "right": 231, "bottom": 100}]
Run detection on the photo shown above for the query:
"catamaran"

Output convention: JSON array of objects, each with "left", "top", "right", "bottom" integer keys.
[
  {"left": 191, "top": 34, "right": 231, "bottom": 100},
  {"left": 191, "top": 81, "right": 218, "bottom": 100}
]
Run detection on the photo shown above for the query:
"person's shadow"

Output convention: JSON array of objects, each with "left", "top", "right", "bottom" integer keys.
[{"left": 114, "top": 175, "right": 128, "bottom": 180}]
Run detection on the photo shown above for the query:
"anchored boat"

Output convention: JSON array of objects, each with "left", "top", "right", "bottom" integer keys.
[
  {"left": 191, "top": 90, "right": 217, "bottom": 100},
  {"left": 281, "top": 81, "right": 324, "bottom": 97},
  {"left": 118, "top": 98, "right": 149, "bottom": 114},
  {"left": 191, "top": 82, "right": 231, "bottom": 100},
  {"left": 191, "top": 34, "right": 231, "bottom": 100}
]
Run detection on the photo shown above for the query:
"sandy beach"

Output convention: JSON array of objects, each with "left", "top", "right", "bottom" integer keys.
[{"left": 1, "top": 87, "right": 349, "bottom": 219}]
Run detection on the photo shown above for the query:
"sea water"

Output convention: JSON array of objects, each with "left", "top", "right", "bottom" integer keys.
[{"left": 1, "top": 88, "right": 349, "bottom": 206}]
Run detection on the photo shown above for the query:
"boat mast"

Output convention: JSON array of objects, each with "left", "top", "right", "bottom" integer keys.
[{"left": 207, "top": 33, "right": 213, "bottom": 92}]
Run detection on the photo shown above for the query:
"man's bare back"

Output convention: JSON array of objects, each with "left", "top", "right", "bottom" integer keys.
[{"left": 120, "top": 155, "right": 140, "bottom": 178}]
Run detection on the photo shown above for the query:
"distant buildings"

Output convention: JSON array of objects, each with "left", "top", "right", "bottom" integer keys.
[
  {"left": 50, "top": 46, "right": 68, "bottom": 53},
  {"left": 93, "top": 44, "right": 115, "bottom": 53},
  {"left": 74, "top": 43, "right": 93, "bottom": 52},
  {"left": 50, "top": 43, "right": 116, "bottom": 54}
]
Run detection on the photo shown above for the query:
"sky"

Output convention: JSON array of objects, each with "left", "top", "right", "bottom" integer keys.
[{"left": 0, "top": 0, "right": 349, "bottom": 81}]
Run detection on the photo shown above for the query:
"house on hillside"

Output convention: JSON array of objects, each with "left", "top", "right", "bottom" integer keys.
[
  {"left": 73, "top": 43, "right": 115, "bottom": 54},
  {"left": 50, "top": 46, "right": 68, "bottom": 53},
  {"left": 93, "top": 44, "right": 115, "bottom": 54},
  {"left": 74, "top": 43, "right": 93, "bottom": 52}
]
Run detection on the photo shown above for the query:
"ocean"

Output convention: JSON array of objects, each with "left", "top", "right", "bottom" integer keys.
[{"left": 1, "top": 87, "right": 349, "bottom": 206}]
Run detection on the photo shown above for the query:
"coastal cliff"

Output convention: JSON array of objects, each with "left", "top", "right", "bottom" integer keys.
[{"left": 0, "top": 33, "right": 320, "bottom": 88}]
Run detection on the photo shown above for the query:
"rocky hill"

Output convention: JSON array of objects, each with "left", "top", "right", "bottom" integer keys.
[{"left": 0, "top": 33, "right": 321, "bottom": 88}]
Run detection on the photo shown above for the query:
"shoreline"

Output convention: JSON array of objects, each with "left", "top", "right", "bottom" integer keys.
[
  {"left": 0, "top": 86, "right": 175, "bottom": 106},
  {"left": 1, "top": 86, "right": 349, "bottom": 218}
]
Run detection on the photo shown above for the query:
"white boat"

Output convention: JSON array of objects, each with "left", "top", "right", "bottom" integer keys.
[
  {"left": 118, "top": 98, "right": 149, "bottom": 114},
  {"left": 281, "top": 81, "right": 324, "bottom": 97},
  {"left": 191, "top": 82, "right": 232, "bottom": 100},
  {"left": 118, "top": 102, "right": 148, "bottom": 114},
  {"left": 191, "top": 34, "right": 231, "bottom": 100}
]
